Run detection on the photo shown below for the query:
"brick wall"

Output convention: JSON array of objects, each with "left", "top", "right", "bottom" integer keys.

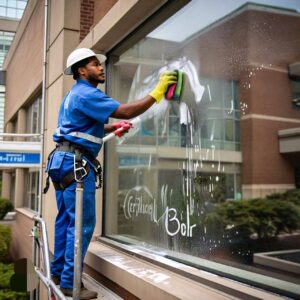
[
  {"left": 80, "top": 0, "right": 94, "bottom": 41},
  {"left": 80, "top": 0, "right": 118, "bottom": 42}
]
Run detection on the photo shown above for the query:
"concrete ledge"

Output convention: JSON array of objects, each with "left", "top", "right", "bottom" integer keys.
[
  {"left": 278, "top": 127, "right": 300, "bottom": 138},
  {"left": 278, "top": 127, "right": 300, "bottom": 153},
  {"left": 85, "top": 242, "right": 231, "bottom": 300},
  {"left": 85, "top": 240, "right": 285, "bottom": 300},
  {"left": 254, "top": 249, "right": 300, "bottom": 275}
]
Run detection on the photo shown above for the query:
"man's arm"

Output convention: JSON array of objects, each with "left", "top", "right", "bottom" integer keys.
[
  {"left": 110, "top": 95, "right": 155, "bottom": 119},
  {"left": 110, "top": 72, "right": 177, "bottom": 120},
  {"left": 104, "top": 124, "right": 115, "bottom": 133}
]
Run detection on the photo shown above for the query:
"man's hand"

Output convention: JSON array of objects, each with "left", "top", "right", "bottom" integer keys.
[
  {"left": 112, "top": 120, "right": 133, "bottom": 137},
  {"left": 149, "top": 71, "right": 177, "bottom": 103}
]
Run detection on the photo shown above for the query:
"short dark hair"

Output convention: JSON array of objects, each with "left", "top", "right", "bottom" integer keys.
[{"left": 71, "top": 56, "right": 94, "bottom": 80}]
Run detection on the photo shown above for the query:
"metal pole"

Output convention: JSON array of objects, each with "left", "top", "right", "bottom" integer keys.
[
  {"left": 33, "top": 215, "right": 53, "bottom": 299},
  {"left": 33, "top": 213, "right": 67, "bottom": 300},
  {"left": 73, "top": 181, "right": 84, "bottom": 300},
  {"left": 31, "top": 0, "right": 49, "bottom": 299},
  {"left": 35, "top": 269, "right": 67, "bottom": 300},
  {"left": 102, "top": 116, "right": 141, "bottom": 143},
  {"left": 31, "top": 228, "right": 37, "bottom": 300},
  {"left": 38, "top": 0, "right": 49, "bottom": 220}
]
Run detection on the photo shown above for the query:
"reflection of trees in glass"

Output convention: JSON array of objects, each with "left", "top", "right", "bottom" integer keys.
[
  {"left": 194, "top": 173, "right": 227, "bottom": 203},
  {"left": 204, "top": 190, "right": 300, "bottom": 241}
]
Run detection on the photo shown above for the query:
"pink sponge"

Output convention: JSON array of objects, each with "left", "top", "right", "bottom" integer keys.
[{"left": 165, "top": 83, "right": 176, "bottom": 100}]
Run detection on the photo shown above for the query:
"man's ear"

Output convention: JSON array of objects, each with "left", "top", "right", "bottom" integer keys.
[{"left": 78, "top": 66, "right": 86, "bottom": 77}]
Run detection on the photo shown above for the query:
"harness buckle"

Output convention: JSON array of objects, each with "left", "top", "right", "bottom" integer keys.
[
  {"left": 74, "top": 150, "right": 88, "bottom": 182},
  {"left": 74, "top": 166, "right": 87, "bottom": 182},
  {"left": 91, "top": 159, "right": 102, "bottom": 189}
]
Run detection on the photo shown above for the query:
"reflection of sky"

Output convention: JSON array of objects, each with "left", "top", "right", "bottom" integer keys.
[{"left": 148, "top": 0, "right": 300, "bottom": 42}]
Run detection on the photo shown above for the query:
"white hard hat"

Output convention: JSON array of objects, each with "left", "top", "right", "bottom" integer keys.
[{"left": 64, "top": 48, "right": 107, "bottom": 75}]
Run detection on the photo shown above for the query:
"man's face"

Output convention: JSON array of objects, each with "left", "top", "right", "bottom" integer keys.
[{"left": 80, "top": 57, "right": 105, "bottom": 84}]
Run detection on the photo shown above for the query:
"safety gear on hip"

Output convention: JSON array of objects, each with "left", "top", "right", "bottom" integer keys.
[{"left": 43, "top": 141, "right": 102, "bottom": 193}]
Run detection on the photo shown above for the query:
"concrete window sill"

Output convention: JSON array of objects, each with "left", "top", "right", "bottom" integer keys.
[{"left": 85, "top": 239, "right": 284, "bottom": 300}]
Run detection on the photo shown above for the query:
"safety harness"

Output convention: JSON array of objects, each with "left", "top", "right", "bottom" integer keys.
[{"left": 43, "top": 141, "right": 102, "bottom": 194}]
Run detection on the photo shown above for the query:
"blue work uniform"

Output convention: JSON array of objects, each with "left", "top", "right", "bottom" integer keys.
[{"left": 47, "top": 79, "right": 119, "bottom": 289}]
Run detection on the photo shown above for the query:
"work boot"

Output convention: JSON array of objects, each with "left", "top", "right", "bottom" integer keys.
[
  {"left": 51, "top": 276, "right": 60, "bottom": 285},
  {"left": 60, "top": 287, "right": 97, "bottom": 299},
  {"left": 51, "top": 276, "right": 85, "bottom": 288}
]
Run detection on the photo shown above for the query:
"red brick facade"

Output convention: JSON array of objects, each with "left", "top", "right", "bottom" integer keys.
[
  {"left": 80, "top": 0, "right": 94, "bottom": 41},
  {"left": 80, "top": 0, "right": 118, "bottom": 42}
]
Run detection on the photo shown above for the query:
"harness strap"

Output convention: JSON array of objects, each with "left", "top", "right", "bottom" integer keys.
[
  {"left": 44, "top": 141, "right": 102, "bottom": 193},
  {"left": 43, "top": 147, "right": 57, "bottom": 194},
  {"left": 52, "top": 163, "right": 91, "bottom": 190},
  {"left": 56, "top": 142, "right": 102, "bottom": 189}
]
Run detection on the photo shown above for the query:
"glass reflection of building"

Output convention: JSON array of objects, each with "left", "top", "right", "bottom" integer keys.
[{"left": 104, "top": 0, "right": 300, "bottom": 295}]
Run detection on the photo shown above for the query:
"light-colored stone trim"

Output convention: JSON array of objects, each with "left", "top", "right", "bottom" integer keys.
[
  {"left": 116, "top": 145, "right": 242, "bottom": 163},
  {"left": 78, "top": 0, "right": 168, "bottom": 52},
  {"left": 15, "top": 207, "right": 36, "bottom": 219},
  {"left": 242, "top": 184, "right": 295, "bottom": 199},
  {"left": 241, "top": 114, "right": 300, "bottom": 124},
  {"left": 243, "top": 184, "right": 295, "bottom": 189},
  {"left": 0, "top": 19, "right": 19, "bottom": 32},
  {"left": 254, "top": 249, "right": 300, "bottom": 275},
  {"left": 278, "top": 127, "right": 300, "bottom": 137}
]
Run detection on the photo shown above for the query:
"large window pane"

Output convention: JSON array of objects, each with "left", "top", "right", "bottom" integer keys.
[
  {"left": 0, "top": 0, "right": 27, "bottom": 19},
  {"left": 25, "top": 170, "right": 39, "bottom": 211},
  {"left": 23, "top": 95, "right": 41, "bottom": 211},
  {"left": 0, "top": 30, "right": 15, "bottom": 70},
  {"left": 26, "top": 95, "right": 41, "bottom": 140},
  {"left": 105, "top": 0, "right": 300, "bottom": 297}
]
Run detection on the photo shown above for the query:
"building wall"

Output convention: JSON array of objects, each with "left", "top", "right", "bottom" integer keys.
[
  {"left": 80, "top": 0, "right": 94, "bottom": 41},
  {"left": 10, "top": 209, "right": 34, "bottom": 260},
  {"left": 4, "top": 0, "right": 43, "bottom": 123},
  {"left": 249, "top": 69, "right": 298, "bottom": 119},
  {"left": 0, "top": 5, "right": 25, "bottom": 147},
  {"left": 190, "top": 8, "right": 300, "bottom": 196},
  {"left": 3, "top": 1, "right": 299, "bottom": 299},
  {"left": 1, "top": 0, "right": 42, "bottom": 260},
  {"left": 240, "top": 66, "right": 300, "bottom": 197}
]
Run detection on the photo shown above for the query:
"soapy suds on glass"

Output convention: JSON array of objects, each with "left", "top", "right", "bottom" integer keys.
[{"left": 115, "top": 57, "right": 246, "bottom": 251}]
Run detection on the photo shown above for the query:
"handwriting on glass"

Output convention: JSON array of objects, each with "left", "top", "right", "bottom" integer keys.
[{"left": 122, "top": 184, "right": 196, "bottom": 237}]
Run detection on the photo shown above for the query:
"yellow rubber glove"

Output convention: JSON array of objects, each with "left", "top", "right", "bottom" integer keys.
[{"left": 149, "top": 71, "right": 177, "bottom": 103}]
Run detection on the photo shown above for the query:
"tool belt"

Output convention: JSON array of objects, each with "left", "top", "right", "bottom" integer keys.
[{"left": 43, "top": 141, "right": 102, "bottom": 194}]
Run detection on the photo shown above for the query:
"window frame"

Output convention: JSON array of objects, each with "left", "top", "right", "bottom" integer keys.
[{"left": 101, "top": 1, "right": 300, "bottom": 299}]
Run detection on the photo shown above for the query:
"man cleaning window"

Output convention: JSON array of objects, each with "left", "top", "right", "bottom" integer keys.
[{"left": 45, "top": 48, "right": 177, "bottom": 299}]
